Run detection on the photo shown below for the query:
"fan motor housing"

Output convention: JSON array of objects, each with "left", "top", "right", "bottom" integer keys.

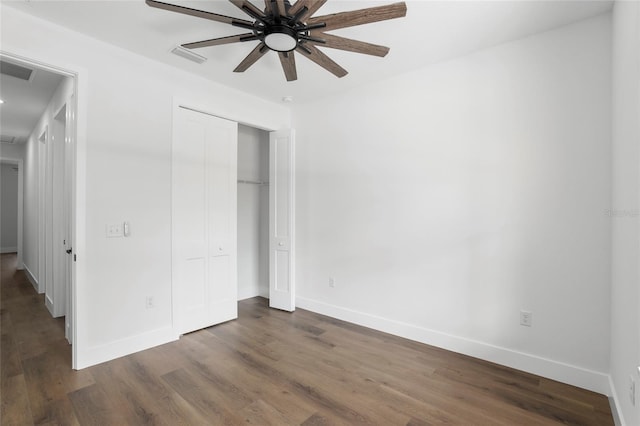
[{"left": 263, "top": 24, "right": 299, "bottom": 52}]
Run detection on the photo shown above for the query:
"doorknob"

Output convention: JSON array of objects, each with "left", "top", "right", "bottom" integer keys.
[{"left": 66, "top": 248, "right": 72, "bottom": 254}]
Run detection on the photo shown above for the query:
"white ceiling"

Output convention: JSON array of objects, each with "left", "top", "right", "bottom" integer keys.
[
  {"left": 0, "top": 59, "right": 64, "bottom": 144},
  {"left": 3, "top": 0, "right": 612, "bottom": 105}
]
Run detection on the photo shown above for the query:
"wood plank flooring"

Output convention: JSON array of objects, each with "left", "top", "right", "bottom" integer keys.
[{"left": 1, "top": 253, "right": 614, "bottom": 425}]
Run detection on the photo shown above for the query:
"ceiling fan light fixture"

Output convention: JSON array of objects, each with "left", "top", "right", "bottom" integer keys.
[{"left": 264, "top": 26, "right": 298, "bottom": 52}]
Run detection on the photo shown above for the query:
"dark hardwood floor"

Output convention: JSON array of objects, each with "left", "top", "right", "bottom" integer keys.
[{"left": 1, "top": 253, "right": 614, "bottom": 425}]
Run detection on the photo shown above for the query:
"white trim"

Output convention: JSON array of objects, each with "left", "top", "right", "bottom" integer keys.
[
  {"left": 296, "top": 296, "right": 612, "bottom": 395},
  {"left": 23, "top": 264, "right": 41, "bottom": 293},
  {"left": 0, "top": 50, "right": 87, "bottom": 371},
  {"left": 0, "top": 247, "right": 18, "bottom": 254},
  {"left": 76, "top": 327, "right": 178, "bottom": 369},
  {"left": 608, "top": 376, "right": 627, "bottom": 426},
  {"left": 45, "top": 295, "right": 54, "bottom": 316}
]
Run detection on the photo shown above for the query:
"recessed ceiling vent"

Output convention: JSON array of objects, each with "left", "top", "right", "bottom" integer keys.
[
  {"left": 1, "top": 135, "right": 16, "bottom": 144},
  {"left": 0, "top": 135, "right": 24, "bottom": 145},
  {"left": 0, "top": 61, "right": 35, "bottom": 81},
  {"left": 171, "top": 46, "right": 207, "bottom": 64}
]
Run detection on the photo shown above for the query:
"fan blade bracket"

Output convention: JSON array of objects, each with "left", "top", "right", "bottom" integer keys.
[
  {"left": 230, "top": 0, "right": 266, "bottom": 20},
  {"left": 232, "top": 20, "right": 258, "bottom": 30},
  {"left": 242, "top": 6, "right": 266, "bottom": 23},
  {"left": 298, "top": 34, "right": 325, "bottom": 44},
  {"left": 288, "top": 6, "right": 308, "bottom": 24},
  {"left": 289, "top": 0, "right": 328, "bottom": 22},
  {"left": 239, "top": 34, "right": 260, "bottom": 42},
  {"left": 234, "top": 42, "right": 269, "bottom": 72},
  {"left": 278, "top": 51, "right": 298, "bottom": 81},
  {"left": 298, "top": 44, "right": 312, "bottom": 54},
  {"left": 298, "top": 22, "right": 326, "bottom": 32}
]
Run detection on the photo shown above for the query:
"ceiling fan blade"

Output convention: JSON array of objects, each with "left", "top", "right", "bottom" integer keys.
[
  {"left": 307, "top": 2, "right": 406, "bottom": 31},
  {"left": 274, "top": 0, "right": 287, "bottom": 17},
  {"left": 278, "top": 51, "right": 298, "bottom": 81},
  {"left": 182, "top": 33, "right": 256, "bottom": 49},
  {"left": 263, "top": 0, "right": 272, "bottom": 14},
  {"left": 288, "top": 0, "right": 327, "bottom": 21},
  {"left": 308, "top": 32, "right": 389, "bottom": 57},
  {"left": 146, "top": 0, "right": 254, "bottom": 26},
  {"left": 234, "top": 43, "right": 269, "bottom": 72},
  {"left": 296, "top": 44, "right": 347, "bottom": 78},
  {"left": 229, "top": 0, "right": 265, "bottom": 21}
]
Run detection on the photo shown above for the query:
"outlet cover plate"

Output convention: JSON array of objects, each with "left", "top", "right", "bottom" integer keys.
[{"left": 520, "top": 310, "right": 533, "bottom": 327}]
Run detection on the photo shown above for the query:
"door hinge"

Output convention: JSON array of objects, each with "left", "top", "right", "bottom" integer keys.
[{"left": 73, "top": 254, "right": 77, "bottom": 262}]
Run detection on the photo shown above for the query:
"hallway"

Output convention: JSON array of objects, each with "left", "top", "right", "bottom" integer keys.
[{"left": 0, "top": 253, "right": 88, "bottom": 424}]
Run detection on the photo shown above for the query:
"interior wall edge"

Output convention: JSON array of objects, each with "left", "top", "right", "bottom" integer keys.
[{"left": 296, "top": 296, "right": 612, "bottom": 396}]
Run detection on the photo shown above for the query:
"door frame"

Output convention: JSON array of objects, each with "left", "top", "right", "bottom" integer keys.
[
  {"left": 0, "top": 158, "right": 23, "bottom": 267},
  {"left": 0, "top": 51, "right": 87, "bottom": 369},
  {"left": 171, "top": 97, "right": 296, "bottom": 318}
]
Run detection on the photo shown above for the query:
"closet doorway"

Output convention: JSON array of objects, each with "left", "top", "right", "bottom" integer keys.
[
  {"left": 237, "top": 125, "right": 270, "bottom": 301},
  {"left": 171, "top": 104, "right": 295, "bottom": 336},
  {"left": 238, "top": 124, "right": 296, "bottom": 312}
]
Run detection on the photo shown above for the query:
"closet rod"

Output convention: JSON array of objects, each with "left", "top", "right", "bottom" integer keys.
[{"left": 237, "top": 179, "right": 269, "bottom": 185}]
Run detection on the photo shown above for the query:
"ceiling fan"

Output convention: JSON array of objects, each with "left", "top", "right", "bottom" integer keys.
[{"left": 146, "top": 0, "right": 407, "bottom": 81}]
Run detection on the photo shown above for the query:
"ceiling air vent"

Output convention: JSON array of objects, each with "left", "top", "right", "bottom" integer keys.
[
  {"left": 0, "top": 61, "right": 35, "bottom": 81},
  {"left": 1, "top": 135, "right": 16, "bottom": 144},
  {"left": 171, "top": 46, "right": 207, "bottom": 64}
]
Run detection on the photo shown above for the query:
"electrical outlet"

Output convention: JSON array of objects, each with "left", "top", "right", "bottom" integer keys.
[
  {"left": 329, "top": 277, "right": 335, "bottom": 288},
  {"left": 520, "top": 310, "right": 532, "bottom": 327},
  {"left": 630, "top": 375, "right": 636, "bottom": 406},
  {"left": 146, "top": 296, "right": 154, "bottom": 309}
]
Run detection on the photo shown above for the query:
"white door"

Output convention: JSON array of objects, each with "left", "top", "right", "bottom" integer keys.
[
  {"left": 269, "top": 130, "right": 295, "bottom": 311},
  {"left": 63, "top": 95, "right": 75, "bottom": 343},
  {"left": 38, "top": 129, "right": 47, "bottom": 295},
  {"left": 172, "top": 106, "right": 238, "bottom": 335},
  {"left": 47, "top": 106, "right": 67, "bottom": 318}
]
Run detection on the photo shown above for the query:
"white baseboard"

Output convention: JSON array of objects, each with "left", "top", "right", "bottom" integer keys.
[
  {"left": 22, "top": 264, "right": 40, "bottom": 293},
  {"left": 608, "top": 376, "right": 626, "bottom": 426},
  {"left": 238, "top": 289, "right": 261, "bottom": 301},
  {"left": 45, "top": 295, "right": 54, "bottom": 317},
  {"left": 76, "top": 326, "right": 178, "bottom": 370},
  {"left": 296, "top": 296, "right": 611, "bottom": 396},
  {"left": 0, "top": 247, "right": 17, "bottom": 254}
]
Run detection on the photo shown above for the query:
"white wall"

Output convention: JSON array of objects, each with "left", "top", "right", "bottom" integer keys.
[
  {"left": 1, "top": 5, "right": 291, "bottom": 368},
  {"left": 294, "top": 14, "right": 612, "bottom": 393},
  {"left": 0, "top": 163, "right": 19, "bottom": 252},
  {"left": 0, "top": 143, "right": 24, "bottom": 160},
  {"left": 237, "top": 124, "right": 270, "bottom": 300},
  {"left": 610, "top": 1, "right": 640, "bottom": 424}
]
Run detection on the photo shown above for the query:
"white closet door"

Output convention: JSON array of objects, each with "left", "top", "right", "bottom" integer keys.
[
  {"left": 269, "top": 129, "right": 295, "bottom": 311},
  {"left": 172, "top": 107, "right": 238, "bottom": 335}
]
